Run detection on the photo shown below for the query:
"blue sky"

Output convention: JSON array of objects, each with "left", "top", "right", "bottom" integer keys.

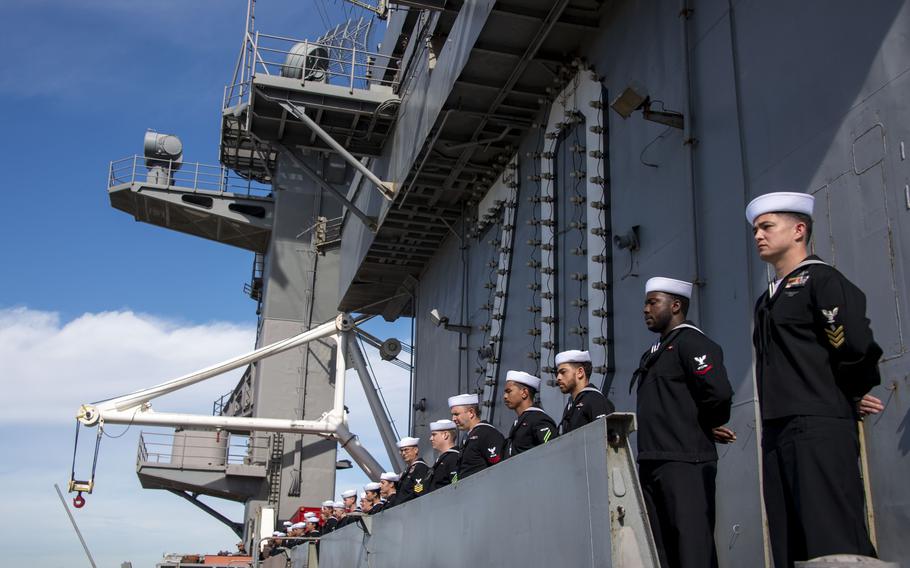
[{"left": 0, "top": 1, "right": 408, "bottom": 566}]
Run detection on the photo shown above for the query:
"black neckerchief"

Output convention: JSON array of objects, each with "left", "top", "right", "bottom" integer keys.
[{"left": 629, "top": 322, "right": 703, "bottom": 393}]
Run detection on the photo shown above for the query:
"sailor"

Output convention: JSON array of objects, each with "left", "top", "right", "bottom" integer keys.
[
  {"left": 286, "top": 522, "right": 307, "bottom": 547},
  {"left": 330, "top": 501, "right": 346, "bottom": 528},
  {"left": 340, "top": 488, "right": 358, "bottom": 513},
  {"left": 747, "top": 191, "right": 883, "bottom": 566},
  {"left": 394, "top": 436, "right": 431, "bottom": 504},
  {"left": 265, "top": 532, "right": 286, "bottom": 558},
  {"left": 320, "top": 500, "right": 336, "bottom": 533},
  {"left": 427, "top": 419, "right": 460, "bottom": 491},
  {"left": 449, "top": 393, "right": 505, "bottom": 479},
  {"left": 632, "top": 277, "right": 734, "bottom": 568},
  {"left": 363, "top": 481, "right": 381, "bottom": 507},
  {"left": 304, "top": 515, "right": 321, "bottom": 538},
  {"left": 359, "top": 491, "right": 373, "bottom": 514},
  {"left": 502, "top": 371, "right": 557, "bottom": 457},
  {"left": 555, "top": 350, "right": 615, "bottom": 434},
  {"left": 336, "top": 488, "right": 361, "bottom": 528},
  {"left": 370, "top": 472, "right": 399, "bottom": 514}
]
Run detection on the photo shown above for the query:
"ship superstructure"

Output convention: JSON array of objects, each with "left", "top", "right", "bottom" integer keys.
[{"left": 81, "top": 0, "right": 910, "bottom": 566}]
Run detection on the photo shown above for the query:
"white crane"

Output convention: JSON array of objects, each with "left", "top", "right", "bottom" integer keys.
[{"left": 68, "top": 312, "right": 391, "bottom": 507}]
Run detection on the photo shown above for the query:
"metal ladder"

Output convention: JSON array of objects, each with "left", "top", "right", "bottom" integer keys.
[{"left": 267, "top": 434, "right": 284, "bottom": 505}]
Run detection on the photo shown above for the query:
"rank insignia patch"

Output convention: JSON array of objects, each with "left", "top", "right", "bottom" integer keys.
[
  {"left": 693, "top": 354, "right": 713, "bottom": 376},
  {"left": 821, "top": 307, "right": 839, "bottom": 325},
  {"left": 414, "top": 479, "right": 424, "bottom": 493},
  {"left": 826, "top": 325, "right": 845, "bottom": 348}
]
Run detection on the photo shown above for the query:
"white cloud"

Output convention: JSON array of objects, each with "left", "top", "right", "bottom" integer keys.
[
  {"left": 0, "top": 307, "right": 256, "bottom": 424},
  {"left": 0, "top": 307, "right": 258, "bottom": 567}
]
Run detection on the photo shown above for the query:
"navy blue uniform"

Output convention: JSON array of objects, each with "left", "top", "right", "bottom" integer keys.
[
  {"left": 754, "top": 256, "right": 880, "bottom": 566},
  {"left": 428, "top": 449, "right": 459, "bottom": 491},
  {"left": 456, "top": 422, "right": 504, "bottom": 480},
  {"left": 558, "top": 386, "right": 614, "bottom": 434},
  {"left": 503, "top": 407, "right": 557, "bottom": 457},
  {"left": 396, "top": 459, "right": 430, "bottom": 503},
  {"left": 633, "top": 322, "right": 733, "bottom": 568}
]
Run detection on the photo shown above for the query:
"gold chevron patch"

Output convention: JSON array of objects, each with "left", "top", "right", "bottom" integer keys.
[{"left": 826, "top": 325, "right": 845, "bottom": 348}]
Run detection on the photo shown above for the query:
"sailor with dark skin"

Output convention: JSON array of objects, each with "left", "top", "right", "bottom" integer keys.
[
  {"left": 634, "top": 277, "right": 734, "bottom": 568},
  {"left": 748, "top": 192, "right": 884, "bottom": 566},
  {"left": 449, "top": 393, "right": 505, "bottom": 480},
  {"left": 394, "top": 436, "right": 431, "bottom": 503},
  {"left": 427, "top": 419, "right": 460, "bottom": 491},
  {"left": 501, "top": 371, "right": 557, "bottom": 458},
  {"left": 555, "top": 350, "right": 615, "bottom": 434}
]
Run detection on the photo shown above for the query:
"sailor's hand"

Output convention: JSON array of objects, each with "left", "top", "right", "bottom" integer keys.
[
  {"left": 712, "top": 426, "right": 737, "bottom": 444},
  {"left": 857, "top": 394, "right": 884, "bottom": 417}
]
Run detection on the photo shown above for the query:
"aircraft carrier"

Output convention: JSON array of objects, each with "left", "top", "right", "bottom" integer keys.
[{"left": 75, "top": 0, "right": 910, "bottom": 566}]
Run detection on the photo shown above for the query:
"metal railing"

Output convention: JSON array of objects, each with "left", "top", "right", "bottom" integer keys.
[
  {"left": 137, "top": 431, "right": 269, "bottom": 468},
  {"left": 223, "top": 30, "right": 402, "bottom": 112},
  {"left": 109, "top": 155, "right": 273, "bottom": 199}
]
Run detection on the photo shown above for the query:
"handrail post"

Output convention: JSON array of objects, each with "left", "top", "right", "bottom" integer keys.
[
  {"left": 350, "top": 45, "right": 356, "bottom": 94},
  {"left": 167, "top": 159, "right": 172, "bottom": 186},
  {"left": 253, "top": 31, "right": 260, "bottom": 75},
  {"left": 132, "top": 154, "right": 138, "bottom": 183},
  {"left": 302, "top": 39, "right": 308, "bottom": 86},
  {"left": 193, "top": 161, "right": 199, "bottom": 192}
]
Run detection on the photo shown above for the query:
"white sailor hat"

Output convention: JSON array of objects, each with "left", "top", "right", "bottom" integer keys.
[
  {"left": 364, "top": 482, "right": 381, "bottom": 491},
  {"left": 304, "top": 515, "right": 319, "bottom": 523},
  {"left": 321, "top": 500, "right": 334, "bottom": 508},
  {"left": 359, "top": 492, "right": 367, "bottom": 499},
  {"left": 745, "top": 191, "right": 815, "bottom": 225},
  {"left": 283, "top": 521, "right": 293, "bottom": 527},
  {"left": 555, "top": 349, "right": 591, "bottom": 366},
  {"left": 332, "top": 501, "right": 345, "bottom": 508},
  {"left": 396, "top": 436, "right": 420, "bottom": 448},
  {"left": 291, "top": 522, "right": 306, "bottom": 529},
  {"left": 430, "top": 419, "right": 457, "bottom": 431},
  {"left": 380, "top": 471, "right": 400, "bottom": 482},
  {"left": 447, "top": 393, "right": 479, "bottom": 408},
  {"left": 505, "top": 370, "right": 541, "bottom": 390},
  {"left": 645, "top": 277, "right": 693, "bottom": 299},
  {"left": 341, "top": 488, "right": 357, "bottom": 499},
  {"left": 272, "top": 531, "right": 283, "bottom": 536}
]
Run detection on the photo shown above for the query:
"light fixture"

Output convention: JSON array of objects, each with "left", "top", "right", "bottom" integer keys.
[
  {"left": 428, "top": 308, "right": 471, "bottom": 334},
  {"left": 610, "top": 84, "right": 685, "bottom": 130},
  {"left": 614, "top": 225, "right": 641, "bottom": 251},
  {"left": 143, "top": 130, "right": 183, "bottom": 185},
  {"left": 335, "top": 459, "right": 353, "bottom": 470}
]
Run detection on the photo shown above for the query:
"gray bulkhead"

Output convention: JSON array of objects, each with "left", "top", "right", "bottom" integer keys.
[
  {"left": 243, "top": 152, "right": 348, "bottom": 531},
  {"left": 337, "top": 0, "right": 910, "bottom": 565}
]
